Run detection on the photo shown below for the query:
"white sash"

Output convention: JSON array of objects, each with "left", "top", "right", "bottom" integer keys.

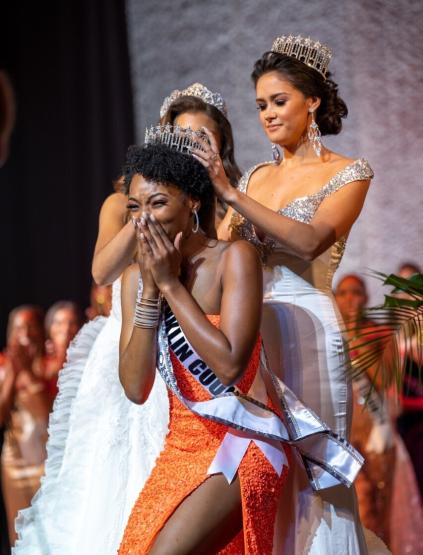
[{"left": 157, "top": 307, "right": 363, "bottom": 490}]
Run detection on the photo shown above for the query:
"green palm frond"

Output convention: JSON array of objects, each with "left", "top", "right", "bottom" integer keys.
[{"left": 345, "top": 272, "right": 423, "bottom": 394}]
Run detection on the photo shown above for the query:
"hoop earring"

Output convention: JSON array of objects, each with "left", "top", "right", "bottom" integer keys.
[
  {"left": 192, "top": 209, "right": 199, "bottom": 233},
  {"left": 271, "top": 143, "right": 281, "bottom": 163},
  {"left": 308, "top": 111, "right": 322, "bottom": 157}
]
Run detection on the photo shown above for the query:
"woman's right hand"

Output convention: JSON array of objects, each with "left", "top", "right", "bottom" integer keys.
[
  {"left": 134, "top": 215, "right": 159, "bottom": 296},
  {"left": 192, "top": 127, "right": 236, "bottom": 204}
]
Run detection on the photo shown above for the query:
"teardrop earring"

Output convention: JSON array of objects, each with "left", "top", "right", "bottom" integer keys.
[
  {"left": 308, "top": 110, "right": 323, "bottom": 157},
  {"left": 271, "top": 143, "right": 281, "bottom": 163}
]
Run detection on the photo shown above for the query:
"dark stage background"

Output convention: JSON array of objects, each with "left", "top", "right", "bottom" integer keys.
[{"left": 0, "top": 1, "right": 135, "bottom": 348}]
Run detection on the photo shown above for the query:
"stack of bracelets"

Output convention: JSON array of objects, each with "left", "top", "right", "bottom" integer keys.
[{"left": 133, "top": 297, "right": 161, "bottom": 329}]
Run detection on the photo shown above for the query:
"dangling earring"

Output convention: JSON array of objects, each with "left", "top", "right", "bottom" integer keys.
[
  {"left": 192, "top": 209, "right": 199, "bottom": 233},
  {"left": 308, "top": 110, "right": 322, "bottom": 157},
  {"left": 271, "top": 143, "right": 281, "bottom": 163}
]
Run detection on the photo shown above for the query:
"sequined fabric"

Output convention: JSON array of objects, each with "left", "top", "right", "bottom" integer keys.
[
  {"left": 230, "top": 160, "right": 378, "bottom": 554},
  {"left": 118, "top": 316, "right": 288, "bottom": 554},
  {"left": 231, "top": 158, "right": 374, "bottom": 268}
]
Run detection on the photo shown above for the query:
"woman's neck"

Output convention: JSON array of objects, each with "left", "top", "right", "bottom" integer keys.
[
  {"left": 180, "top": 230, "right": 214, "bottom": 262},
  {"left": 280, "top": 138, "right": 326, "bottom": 168}
]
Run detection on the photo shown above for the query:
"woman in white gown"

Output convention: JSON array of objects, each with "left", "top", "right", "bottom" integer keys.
[
  {"left": 12, "top": 84, "right": 241, "bottom": 555},
  {"left": 195, "top": 35, "right": 387, "bottom": 554}
]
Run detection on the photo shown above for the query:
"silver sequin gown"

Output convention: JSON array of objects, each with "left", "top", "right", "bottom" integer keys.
[{"left": 231, "top": 159, "right": 377, "bottom": 555}]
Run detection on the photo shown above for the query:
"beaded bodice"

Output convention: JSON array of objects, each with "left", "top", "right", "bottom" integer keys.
[{"left": 230, "top": 158, "right": 374, "bottom": 291}]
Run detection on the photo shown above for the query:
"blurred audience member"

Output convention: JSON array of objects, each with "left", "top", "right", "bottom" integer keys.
[
  {"left": 397, "top": 341, "right": 423, "bottom": 499},
  {"left": 44, "top": 301, "right": 83, "bottom": 400},
  {"left": 336, "top": 275, "right": 395, "bottom": 544},
  {"left": 0, "top": 306, "right": 50, "bottom": 543},
  {"left": 393, "top": 261, "right": 423, "bottom": 500},
  {"left": 85, "top": 281, "right": 112, "bottom": 320},
  {"left": 335, "top": 275, "right": 423, "bottom": 554},
  {"left": 397, "top": 261, "right": 421, "bottom": 279}
]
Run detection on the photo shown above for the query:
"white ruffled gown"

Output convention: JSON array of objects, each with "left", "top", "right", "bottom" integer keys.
[
  {"left": 231, "top": 159, "right": 390, "bottom": 555},
  {"left": 13, "top": 280, "right": 169, "bottom": 555}
]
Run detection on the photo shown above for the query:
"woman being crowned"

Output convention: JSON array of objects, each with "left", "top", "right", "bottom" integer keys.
[{"left": 118, "top": 126, "right": 363, "bottom": 554}]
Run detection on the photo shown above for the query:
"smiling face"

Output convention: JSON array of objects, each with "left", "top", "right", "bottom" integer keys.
[
  {"left": 127, "top": 175, "right": 198, "bottom": 241},
  {"left": 174, "top": 111, "right": 222, "bottom": 151},
  {"left": 255, "top": 71, "right": 320, "bottom": 149}
]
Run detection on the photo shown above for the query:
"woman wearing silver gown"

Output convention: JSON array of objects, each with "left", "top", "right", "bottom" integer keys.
[{"left": 195, "top": 35, "right": 380, "bottom": 555}]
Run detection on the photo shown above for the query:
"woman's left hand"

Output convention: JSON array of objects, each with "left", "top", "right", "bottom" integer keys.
[
  {"left": 140, "top": 214, "right": 182, "bottom": 292},
  {"left": 192, "top": 127, "right": 235, "bottom": 204}
]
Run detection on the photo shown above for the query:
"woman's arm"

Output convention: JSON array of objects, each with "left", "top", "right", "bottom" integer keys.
[
  {"left": 92, "top": 193, "right": 137, "bottom": 285},
  {"left": 222, "top": 178, "right": 370, "bottom": 260},
  {"left": 197, "top": 129, "right": 370, "bottom": 260},
  {"left": 144, "top": 218, "right": 263, "bottom": 385},
  {"left": 119, "top": 264, "right": 158, "bottom": 404}
]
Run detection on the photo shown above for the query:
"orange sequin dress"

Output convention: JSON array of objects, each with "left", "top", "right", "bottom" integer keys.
[{"left": 118, "top": 316, "right": 289, "bottom": 554}]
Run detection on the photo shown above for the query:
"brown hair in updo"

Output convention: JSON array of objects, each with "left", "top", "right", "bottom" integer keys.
[
  {"left": 251, "top": 51, "right": 348, "bottom": 136},
  {"left": 160, "top": 96, "right": 242, "bottom": 186}
]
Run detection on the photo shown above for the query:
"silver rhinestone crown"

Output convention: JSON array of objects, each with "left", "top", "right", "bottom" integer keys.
[
  {"left": 159, "top": 82, "right": 228, "bottom": 119},
  {"left": 144, "top": 124, "right": 210, "bottom": 155},
  {"left": 271, "top": 35, "right": 332, "bottom": 78}
]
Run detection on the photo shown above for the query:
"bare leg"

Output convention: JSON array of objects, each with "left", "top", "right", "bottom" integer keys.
[{"left": 149, "top": 473, "right": 242, "bottom": 555}]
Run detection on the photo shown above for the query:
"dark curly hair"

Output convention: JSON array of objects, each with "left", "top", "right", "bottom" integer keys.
[
  {"left": 251, "top": 52, "right": 347, "bottom": 135},
  {"left": 160, "top": 96, "right": 242, "bottom": 187},
  {"left": 122, "top": 143, "right": 215, "bottom": 235}
]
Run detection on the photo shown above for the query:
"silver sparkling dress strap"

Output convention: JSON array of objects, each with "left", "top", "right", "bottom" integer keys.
[
  {"left": 321, "top": 158, "right": 374, "bottom": 199},
  {"left": 237, "top": 161, "right": 275, "bottom": 193}
]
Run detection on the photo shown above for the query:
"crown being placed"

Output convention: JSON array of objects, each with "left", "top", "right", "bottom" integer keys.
[
  {"left": 271, "top": 35, "right": 332, "bottom": 78},
  {"left": 159, "top": 82, "right": 228, "bottom": 118},
  {"left": 144, "top": 124, "right": 210, "bottom": 155}
]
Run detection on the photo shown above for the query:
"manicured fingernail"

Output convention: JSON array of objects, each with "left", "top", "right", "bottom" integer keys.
[{"left": 150, "top": 214, "right": 156, "bottom": 222}]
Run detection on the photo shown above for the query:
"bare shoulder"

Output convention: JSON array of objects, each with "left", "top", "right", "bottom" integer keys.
[
  {"left": 100, "top": 192, "right": 128, "bottom": 217},
  {"left": 320, "top": 151, "right": 373, "bottom": 189},
  {"left": 222, "top": 239, "right": 260, "bottom": 270},
  {"left": 324, "top": 150, "right": 356, "bottom": 170}
]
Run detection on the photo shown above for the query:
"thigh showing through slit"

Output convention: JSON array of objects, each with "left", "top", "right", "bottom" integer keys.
[{"left": 149, "top": 473, "right": 243, "bottom": 555}]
